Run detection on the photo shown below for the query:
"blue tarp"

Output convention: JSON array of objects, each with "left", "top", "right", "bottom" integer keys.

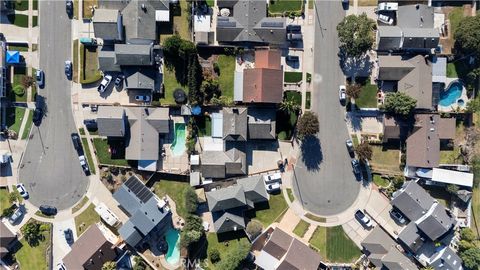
[
  {"left": 191, "top": 105, "right": 201, "bottom": 115},
  {"left": 6, "top": 51, "right": 20, "bottom": 64}
]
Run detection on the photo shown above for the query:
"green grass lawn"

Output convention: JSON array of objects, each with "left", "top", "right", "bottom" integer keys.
[
  {"left": 286, "top": 188, "right": 294, "bottom": 202},
  {"left": 285, "top": 91, "right": 302, "bottom": 106},
  {"left": 197, "top": 115, "right": 211, "bottom": 137},
  {"left": 305, "top": 213, "right": 326, "bottom": 223},
  {"left": 154, "top": 180, "right": 190, "bottom": 218},
  {"left": 31, "top": 68, "right": 37, "bottom": 102},
  {"left": 309, "top": 226, "right": 361, "bottom": 263},
  {"left": 352, "top": 136, "right": 359, "bottom": 147},
  {"left": 80, "top": 45, "right": 102, "bottom": 84},
  {"left": 81, "top": 138, "right": 96, "bottom": 175},
  {"left": 72, "top": 196, "right": 89, "bottom": 214},
  {"left": 306, "top": 91, "right": 311, "bottom": 109},
  {"left": 472, "top": 187, "right": 480, "bottom": 237},
  {"left": 357, "top": 0, "right": 378, "bottom": 6},
  {"left": 372, "top": 174, "right": 389, "bottom": 188},
  {"left": 355, "top": 78, "right": 378, "bottom": 108},
  {"left": 83, "top": 0, "right": 97, "bottom": 19},
  {"left": 73, "top": 40, "right": 79, "bottom": 82},
  {"left": 6, "top": 107, "right": 26, "bottom": 135},
  {"left": 425, "top": 186, "right": 452, "bottom": 208},
  {"left": 448, "top": 7, "right": 464, "bottom": 38},
  {"left": 92, "top": 138, "right": 129, "bottom": 167},
  {"left": 74, "top": 203, "right": 100, "bottom": 236},
  {"left": 446, "top": 60, "right": 470, "bottom": 79},
  {"left": 0, "top": 188, "right": 11, "bottom": 215},
  {"left": 159, "top": 0, "right": 190, "bottom": 43},
  {"left": 7, "top": 14, "right": 29, "bottom": 28},
  {"left": 284, "top": 71, "right": 303, "bottom": 83},
  {"left": 206, "top": 0, "right": 214, "bottom": 7},
  {"left": 440, "top": 147, "right": 463, "bottom": 164},
  {"left": 35, "top": 210, "right": 54, "bottom": 219},
  {"left": 250, "top": 193, "right": 288, "bottom": 227},
  {"left": 268, "top": 0, "right": 302, "bottom": 14},
  {"left": 14, "top": 0, "right": 29, "bottom": 11},
  {"left": 33, "top": 0, "right": 38, "bottom": 10},
  {"left": 21, "top": 110, "right": 33, "bottom": 140},
  {"left": 309, "top": 226, "right": 327, "bottom": 258},
  {"left": 206, "top": 233, "right": 250, "bottom": 268},
  {"left": 370, "top": 145, "right": 401, "bottom": 173},
  {"left": 8, "top": 44, "right": 29, "bottom": 52},
  {"left": 161, "top": 67, "right": 186, "bottom": 105},
  {"left": 32, "top": 16, "right": 38, "bottom": 27},
  {"left": 217, "top": 55, "right": 235, "bottom": 100},
  {"left": 16, "top": 222, "right": 51, "bottom": 270},
  {"left": 293, "top": 220, "right": 310, "bottom": 238}
]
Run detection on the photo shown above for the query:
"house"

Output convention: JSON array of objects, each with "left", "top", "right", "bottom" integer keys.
[
  {"left": 383, "top": 114, "right": 455, "bottom": 169},
  {"left": 376, "top": 4, "right": 439, "bottom": 52},
  {"left": 113, "top": 175, "right": 172, "bottom": 247},
  {"left": 92, "top": 9, "right": 123, "bottom": 43},
  {"left": 254, "top": 228, "right": 322, "bottom": 270},
  {"left": 247, "top": 108, "right": 276, "bottom": 140},
  {"left": 216, "top": 0, "right": 286, "bottom": 46},
  {"left": 378, "top": 55, "right": 433, "bottom": 110},
  {"left": 361, "top": 227, "right": 418, "bottom": 270},
  {"left": 0, "top": 36, "right": 6, "bottom": 129},
  {"left": 236, "top": 50, "right": 283, "bottom": 104},
  {"left": 0, "top": 222, "right": 17, "bottom": 259},
  {"left": 121, "top": 0, "right": 169, "bottom": 44},
  {"left": 205, "top": 175, "right": 268, "bottom": 233},
  {"left": 96, "top": 106, "right": 170, "bottom": 171},
  {"left": 62, "top": 224, "right": 119, "bottom": 270}
]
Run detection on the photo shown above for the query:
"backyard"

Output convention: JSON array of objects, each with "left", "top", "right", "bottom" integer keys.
[
  {"left": 153, "top": 180, "right": 190, "bottom": 218},
  {"left": 196, "top": 115, "right": 211, "bottom": 137},
  {"left": 160, "top": 67, "right": 186, "bottom": 105},
  {"left": 268, "top": 0, "right": 303, "bottom": 14},
  {"left": 15, "top": 221, "right": 51, "bottom": 270},
  {"left": 448, "top": 7, "right": 464, "bottom": 38},
  {"left": 217, "top": 55, "right": 235, "bottom": 100},
  {"left": 74, "top": 203, "right": 100, "bottom": 236},
  {"left": 369, "top": 145, "right": 401, "bottom": 173},
  {"left": 205, "top": 233, "right": 251, "bottom": 269},
  {"left": 80, "top": 45, "right": 102, "bottom": 84},
  {"left": 159, "top": 0, "right": 190, "bottom": 43},
  {"left": 92, "top": 138, "right": 129, "bottom": 167},
  {"left": 446, "top": 59, "right": 470, "bottom": 79},
  {"left": 424, "top": 186, "right": 452, "bottom": 208},
  {"left": 309, "top": 226, "right": 361, "bottom": 263},
  {"left": 247, "top": 193, "right": 288, "bottom": 227},
  {"left": 355, "top": 78, "right": 378, "bottom": 108}
]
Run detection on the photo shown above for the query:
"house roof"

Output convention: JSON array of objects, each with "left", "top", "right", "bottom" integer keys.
[
  {"left": 429, "top": 246, "right": 463, "bottom": 270},
  {"left": 391, "top": 181, "right": 434, "bottom": 221},
  {"left": 362, "top": 226, "right": 395, "bottom": 255},
  {"left": 206, "top": 184, "right": 246, "bottom": 212},
  {"left": 124, "top": 68, "right": 157, "bottom": 91},
  {"left": 211, "top": 208, "right": 246, "bottom": 233},
  {"left": 277, "top": 239, "right": 322, "bottom": 270},
  {"left": 432, "top": 168, "right": 474, "bottom": 187},
  {"left": 416, "top": 203, "right": 455, "bottom": 241},
  {"left": 98, "top": 48, "right": 121, "bottom": 72},
  {"left": 223, "top": 107, "right": 248, "bottom": 141},
  {"left": 122, "top": 0, "right": 163, "bottom": 42},
  {"left": 432, "top": 57, "right": 447, "bottom": 84},
  {"left": 262, "top": 228, "right": 293, "bottom": 260},
  {"left": 93, "top": 9, "right": 122, "bottom": 41},
  {"left": 378, "top": 55, "right": 433, "bottom": 109},
  {"left": 216, "top": 0, "right": 286, "bottom": 45},
  {"left": 63, "top": 225, "right": 117, "bottom": 270},
  {"left": 97, "top": 106, "right": 125, "bottom": 137},
  {"left": 397, "top": 4, "right": 434, "bottom": 28},
  {"left": 236, "top": 175, "right": 269, "bottom": 204},
  {"left": 398, "top": 222, "right": 426, "bottom": 254},
  {"left": 382, "top": 247, "right": 419, "bottom": 270},
  {"left": 114, "top": 44, "right": 153, "bottom": 66},
  {"left": 200, "top": 142, "right": 246, "bottom": 179},
  {"left": 406, "top": 115, "right": 455, "bottom": 168},
  {"left": 376, "top": 26, "right": 402, "bottom": 51},
  {"left": 0, "top": 222, "right": 16, "bottom": 258},
  {"left": 247, "top": 107, "right": 276, "bottom": 139}
]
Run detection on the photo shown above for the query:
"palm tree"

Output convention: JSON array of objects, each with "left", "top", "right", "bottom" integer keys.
[{"left": 280, "top": 99, "right": 300, "bottom": 115}]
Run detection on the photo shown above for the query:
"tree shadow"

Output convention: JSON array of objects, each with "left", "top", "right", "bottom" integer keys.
[
  {"left": 339, "top": 52, "right": 373, "bottom": 79},
  {"left": 300, "top": 135, "right": 323, "bottom": 171}
]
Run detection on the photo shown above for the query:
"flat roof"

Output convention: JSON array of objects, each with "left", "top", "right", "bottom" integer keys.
[
  {"left": 432, "top": 168, "right": 474, "bottom": 187},
  {"left": 194, "top": 15, "right": 211, "bottom": 32},
  {"left": 211, "top": 112, "right": 223, "bottom": 138}
]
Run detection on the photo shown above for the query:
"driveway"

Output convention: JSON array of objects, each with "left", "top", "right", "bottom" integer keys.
[
  {"left": 19, "top": 0, "right": 88, "bottom": 210},
  {"left": 292, "top": 1, "right": 361, "bottom": 216},
  {"left": 52, "top": 219, "right": 76, "bottom": 266}
]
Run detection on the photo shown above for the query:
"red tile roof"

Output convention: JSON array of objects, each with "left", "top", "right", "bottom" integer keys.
[{"left": 243, "top": 50, "right": 283, "bottom": 103}]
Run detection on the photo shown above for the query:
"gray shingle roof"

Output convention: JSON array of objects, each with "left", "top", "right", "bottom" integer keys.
[
  {"left": 247, "top": 108, "right": 276, "bottom": 140},
  {"left": 93, "top": 9, "right": 123, "bottom": 41},
  {"left": 97, "top": 106, "right": 126, "bottom": 137},
  {"left": 430, "top": 247, "right": 463, "bottom": 270},
  {"left": 212, "top": 209, "right": 246, "bottom": 233},
  {"left": 398, "top": 222, "right": 426, "bottom": 254},
  {"left": 206, "top": 184, "right": 246, "bottom": 212},
  {"left": 122, "top": 0, "right": 165, "bottom": 42},
  {"left": 397, "top": 4, "right": 434, "bottom": 28},
  {"left": 200, "top": 143, "right": 246, "bottom": 179},
  {"left": 416, "top": 203, "right": 455, "bottom": 241},
  {"left": 223, "top": 107, "right": 247, "bottom": 141},
  {"left": 114, "top": 44, "right": 153, "bottom": 66},
  {"left": 391, "top": 181, "right": 434, "bottom": 221},
  {"left": 236, "top": 175, "right": 268, "bottom": 204},
  {"left": 277, "top": 239, "right": 322, "bottom": 270},
  {"left": 98, "top": 48, "right": 121, "bottom": 72},
  {"left": 124, "top": 68, "right": 157, "bottom": 91}
]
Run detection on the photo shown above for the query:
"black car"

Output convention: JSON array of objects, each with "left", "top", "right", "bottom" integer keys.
[
  {"left": 66, "top": 0, "right": 73, "bottom": 15},
  {"left": 351, "top": 159, "right": 361, "bottom": 175},
  {"left": 33, "top": 108, "right": 43, "bottom": 126},
  {"left": 71, "top": 133, "right": 82, "bottom": 152},
  {"left": 83, "top": 119, "right": 97, "bottom": 131},
  {"left": 114, "top": 76, "right": 124, "bottom": 89},
  {"left": 65, "top": 61, "right": 72, "bottom": 79},
  {"left": 64, "top": 229, "right": 73, "bottom": 244},
  {"left": 287, "top": 24, "right": 301, "bottom": 33},
  {"left": 39, "top": 205, "right": 57, "bottom": 216}
]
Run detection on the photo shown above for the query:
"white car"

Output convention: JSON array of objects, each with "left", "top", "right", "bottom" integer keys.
[
  {"left": 135, "top": 95, "right": 151, "bottom": 102},
  {"left": 339, "top": 85, "right": 346, "bottom": 103},
  {"left": 16, "top": 183, "right": 29, "bottom": 199},
  {"left": 355, "top": 210, "right": 374, "bottom": 228},
  {"left": 266, "top": 182, "right": 281, "bottom": 193},
  {"left": 378, "top": 14, "right": 394, "bottom": 25},
  {"left": 97, "top": 75, "right": 113, "bottom": 93},
  {"left": 264, "top": 173, "right": 282, "bottom": 183},
  {"left": 56, "top": 263, "right": 66, "bottom": 270}
]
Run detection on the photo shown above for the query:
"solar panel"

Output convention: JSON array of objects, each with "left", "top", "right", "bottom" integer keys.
[
  {"left": 261, "top": 21, "right": 284, "bottom": 28},
  {"left": 125, "top": 176, "right": 153, "bottom": 203},
  {"left": 217, "top": 21, "right": 236, "bottom": 27}
]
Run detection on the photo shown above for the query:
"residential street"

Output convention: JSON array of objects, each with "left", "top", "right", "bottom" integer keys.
[
  {"left": 19, "top": 0, "right": 88, "bottom": 210},
  {"left": 293, "top": 1, "right": 361, "bottom": 216}
]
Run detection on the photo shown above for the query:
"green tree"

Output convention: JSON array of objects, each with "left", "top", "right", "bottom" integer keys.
[
  {"left": 187, "top": 54, "right": 203, "bottom": 105},
  {"left": 246, "top": 220, "right": 263, "bottom": 240},
  {"left": 337, "top": 13, "right": 376, "bottom": 59},
  {"left": 184, "top": 187, "right": 198, "bottom": 214},
  {"left": 446, "top": 184, "right": 459, "bottom": 195},
  {"left": 180, "top": 215, "right": 204, "bottom": 248},
  {"left": 461, "top": 228, "right": 477, "bottom": 242},
  {"left": 346, "top": 83, "right": 362, "bottom": 99},
  {"left": 2, "top": 206, "right": 15, "bottom": 217},
  {"left": 209, "top": 248, "right": 221, "bottom": 263},
  {"left": 466, "top": 97, "right": 480, "bottom": 113},
  {"left": 382, "top": 92, "right": 417, "bottom": 116},
  {"left": 279, "top": 99, "right": 300, "bottom": 115},
  {"left": 8, "top": 191, "right": 20, "bottom": 204},
  {"left": 13, "top": 85, "right": 25, "bottom": 96},
  {"left": 454, "top": 15, "right": 480, "bottom": 57},
  {"left": 21, "top": 75, "right": 35, "bottom": 88},
  {"left": 355, "top": 141, "right": 373, "bottom": 162},
  {"left": 163, "top": 35, "right": 183, "bottom": 56},
  {"left": 201, "top": 78, "right": 220, "bottom": 102},
  {"left": 102, "top": 261, "right": 116, "bottom": 270},
  {"left": 21, "top": 221, "right": 42, "bottom": 246},
  {"left": 461, "top": 247, "right": 480, "bottom": 269},
  {"left": 296, "top": 111, "right": 319, "bottom": 140},
  {"left": 215, "top": 241, "right": 251, "bottom": 270}
]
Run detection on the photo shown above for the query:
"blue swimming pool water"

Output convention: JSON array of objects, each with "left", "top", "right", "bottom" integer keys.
[
  {"left": 439, "top": 81, "right": 463, "bottom": 107},
  {"left": 171, "top": 123, "right": 186, "bottom": 157},
  {"left": 165, "top": 228, "right": 180, "bottom": 265}
]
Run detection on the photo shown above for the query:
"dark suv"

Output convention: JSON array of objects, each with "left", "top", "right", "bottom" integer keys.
[
  {"left": 33, "top": 108, "right": 43, "bottom": 126},
  {"left": 39, "top": 205, "right": 57, "bottom": 216}
]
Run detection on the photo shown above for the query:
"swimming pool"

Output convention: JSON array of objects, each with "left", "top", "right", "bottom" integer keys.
[
  {"left": 171, "top": 123, "right": 186, "bottom": 156},
  {"left": 439, "top": 81, "right": 463, "bottom": 107},
  {"left": 165, "top": 228, "right": 181, "bottom": 265}
]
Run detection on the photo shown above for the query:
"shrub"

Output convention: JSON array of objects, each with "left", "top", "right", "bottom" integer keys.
[
  {"left": 297, "top": 111, "right": 319, "bottom": 140},
  {"left": 246, "top": 220, "right": 263, "bottom": 240},
  {"left": 215, "top": 241, "right": 252, "bottom": 270},
  {"left": 13, "top": 85, "right": 25, "bottom": 96},
  {"left": 213, "top": 62, "right": 220, "bottom": 75},
  {"left": 209, "top": 248, "right": 221, "bottom": 263},
  {"left": 21, "top": 75, "right": 35, "bottom": 88},
  {"left": 184, "top": 187, "right": 198, "bottom": 214}
]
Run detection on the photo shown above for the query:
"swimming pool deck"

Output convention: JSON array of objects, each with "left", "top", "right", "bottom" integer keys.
[
  {"left": 438, "top": 78, "right": 469, "bottom": 112},
  {"left": 159, "top": 116, "right": 189, "bottom": 173}
]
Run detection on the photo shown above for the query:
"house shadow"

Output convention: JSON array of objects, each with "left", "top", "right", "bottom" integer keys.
[
  {"left": 300, "top": 135, "right": 323, "bottom": 171},
  {"left": 349, "top": 113, "right": 364, "bottom": 132}
]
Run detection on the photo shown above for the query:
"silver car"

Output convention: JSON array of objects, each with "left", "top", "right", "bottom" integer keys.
[{"left": 9, "top": 208, "right": 23, "bottom": 224}]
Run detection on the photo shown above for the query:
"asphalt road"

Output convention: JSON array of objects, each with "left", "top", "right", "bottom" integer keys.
[
  {"left": 19, "top": 1, "right": 88, "bottom": 210},
  {"left": 292, "top": 1, "right": 361, "bottom": 216}
]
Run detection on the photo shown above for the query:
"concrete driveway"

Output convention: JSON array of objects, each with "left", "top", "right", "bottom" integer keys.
[
  {"left": 52, "top": 219, "right": 76, "bottom": 266},
  {"left": 364, "top": 190, "right": 405, "bottom": 238},
  {"left": 342, "top": 216, "right": 375, "bottom": 249}
]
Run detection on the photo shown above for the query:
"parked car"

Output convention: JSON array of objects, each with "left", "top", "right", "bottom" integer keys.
[
  {"left": 345, "top": 139, "right": 354, "bottom": 154},
  {"left": 264, "top": 172, "right": 282, "bottom": 183},
  {"left": 33, "top": 107, "right": 43, "bottom": 126},
  {"left": 342, "top": 0, "right": 349, "bottom": 4},
  {"left": 36, "top": 69, "right": 45, "bottom": 89},
  {"left": 286, "top": 24, "right": 301, "bottom": 33},
  {"left": 16, "top": 183, "right": 29, "bottom": 199},
  {"left": 114, "top": 76, "right": 124, "bottom": 89},
  {"left": 266, "top": 182, "right": 281, "bottom": 193},
  {"left": 56, "top": 263, "right": 66, "bottom": 270},
  {"left": 71, "top": 133, "right": 82, "bottom": 152},
  {"left": 378, "top": 14, "right": 394, "bottom": 25},
  {"left": 355, "top": 209, "right": 373, "bottom": 228},
  {"left": 9, "top": 208, "right": 23, "bottom": 224},
  {"left": 286, "top": 55, "right": 299, "bottom": 62},
  {"left": 79, "top": 155, "right": 90, "bottom": 176},
  {"left": 390, "top": 208, "right": 406, "bottom": 224},
  {"left": 39, "top": 205, "right": 57, "bottom": 216},
  {"left": 79, "top": 37, "right": 97, "bottom": 46},
  {"left": 135, "top": 95, "right": 151, "bottom": 102},
  {"left": 351, "top": 159, "right": 361, "bottom": 175},
  {"left": 339, "top": 85, "right": 346, "bottom": 104},
  {"left": 287, "top": 33, "right": 303, "bottom": 41},
  {"left": 98, "top": 75, "right": 113, "bottom": 93},
  {"left": 83, "top": 119, "right": 97, "bottom": 131},
  {"left": 64, "top": 61, "right": 72, "bottom": 78},
  {"left": 66, "top": 0, "right": 73, "bottom": 15},
  {"left": 64, "top": 229, "right": 73, "bottom": 244}
]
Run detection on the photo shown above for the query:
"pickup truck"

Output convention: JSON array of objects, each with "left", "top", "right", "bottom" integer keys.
[{"left": 79, "top": 155, "right": 90, "bottom": 176}]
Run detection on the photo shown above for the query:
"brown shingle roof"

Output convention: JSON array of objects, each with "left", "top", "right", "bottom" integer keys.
[
  {"left": 277, "top": 239, "right": 322, "bottom": 270},
  {"left": 262, "top": 228, "right": 293, "bottom": 260},
  {"left": 243, "top": 50, "right": 283, "bottom": 103}
]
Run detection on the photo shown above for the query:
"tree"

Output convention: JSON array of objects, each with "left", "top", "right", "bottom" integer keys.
[
  {"left": 355, "top": 141, "right": 372, "bottom": 161},
  {"left": 208, "top": 248, "right": 221, "bottom": 263},
  {"left": 22, "top": 221, "right": 42, "bottom": 246},
  {"left": 201, "top": 78, "right": 220, "bottom": 103},
  {"left": 184, "top": 187, "right": 198, "bottom": 214},
  {"left": 12, "top": 85, "right": 25, "bottom": 96},
  {"left": 246, "top": 220, "right": 263, "bottom": 240},
  {"left": 9, "top": 192, "right": 20, "bottom": 204},
  {"left": 21, "top": 75, "right": 35, "bottom": 88},
  {"left": 337, "top": 13, "right": 376, "bottom": 59},
  {"left": 2, "top": 206, "right": 15, "bottom": 218},
  {"left": 180, "top": 214, "right": 204, "bottom": 248},
  {"left": 461, "top": 228, "right": 477, "bottom": 242},
  {"left": 446, "top": 184, "right": 459, "bottom": 195},
  {"left": 454, "top": 15, "right": 480, "bottom": 57},
  {"left": 215, "top": 241, "right": 251, "bottom": 270},
  {"left": 382, "top": 92, "right": 417, "bottom": 116},
  {"left": 461, "top": 247, "right": 480, "bottom": 269},
  {"left": 187, "top": 54, "right": 203, "bottom": 105},
  {"left": 163, "top": 35, "right": 183, "bottom": 57},
  {"left": 346, "top": 83, "right": 362, "bottom": 99},
  {"left": 459, "top": 240, "right": 477, "bottom": 253},
  {"left": 466, "top": 98, "right": 480, "bottom": 113},
  {"left": 297, "top": 111, "right": 319, "bottom": 140},
  {"left": 102, "top": 261, "right": 117, "bottom": 270},
  {"left": 279, "top": 99, "right": 300, "bottom": 115}
]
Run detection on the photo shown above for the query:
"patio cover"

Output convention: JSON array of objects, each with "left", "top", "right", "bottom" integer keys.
[
  {"left": 155, "top": 10, "right": 169, "bottom": 22},
  {"left": 255, "top": 250, "right": 281, "bottom": 270},
  {"left": 211, "top": 112, "right": 223, "bottom": 138},
  {"left": 432, "top": 168, "right": 473, "bottom": 187},
  {"left": 6, "top": 51, "right": 19, "bottom": 64}
]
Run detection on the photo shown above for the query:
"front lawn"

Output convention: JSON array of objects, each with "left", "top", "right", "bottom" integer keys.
[
  {"left": 74, "top": 203, "right": 100, "bottom": 236},
  {"left": 20, "top": 110, "right": 33, "bottom": 140},
  {"left": 153, "top": 180, "right": 190, "bottom": 218},
  {"left": 293, "top": 220, "right": 310, "bottom": 238},
  {"left": 161, "top": 67, "right": 186, "bottom": 105},
  {"left": 82, "top": 0, "right": 97, "bottom": 19},
  {"left": 355, "top": 78, "right": 377, "bottom": 108},
  {"left": 276, "top": 110, "right": 298, "bottom": 140},
  {"left": 7, "top": 14, "right": 29, "bottom": 28},
  {"left": 357, "top": 0, "right": 378, "bottom": 6},
  {"left": 14, "top": 0, "right": 29, "bottom": 11},
  {"left": 73, "top": 39, "right": 79, "bottom": 82},
  {"left": 268, "top": 0, "right": 303, "bottom": 14},
  {"left": 81, "top": 137, "right": 96, "bottom": 175},
  {"left": 80, "top": 45, "right": 102, "bottom": 84},
  {"left": 372, "top": 174, "right": 389, "bottom": 188},
  {"left": 8, "top": 44, "right": 29, "bottom": 52},
  {"left": 249, "top": 193, "right": 288, "bottom": 227},
  {"left": 286, "top": 188, "right": 294, "bottom": 202},
  {"left": 284, "top": 71, "right": 303, "bottom": 83},
  {"left": 285, "top": 91, "right": 302, "bottom": 106},
  {"left": 448, "top": 7, "right": 464, "bottom": 38},
  {"left": 306, "top": 91, "right": 311, "bottom": 109},
  {"left": 309, "top": 226, "right": 361, "bottom": 263},
  {"left": 0, "top": 188, "right": 10, "bottom": 215},
  {"left": 217, "top": 55, "right": 235, "bottom": 100},
  {"left": 205, "top": 233, "right": 250, "bottom": 269},
  {"left": 15, "top": 221, "right": 51, "bottom": 270},
  {"left": 6, "top": 107, "right": 26, "bottom": 135},
  {"left": 92, "top": 138, "right": 129, "bottom": 166},
  {"left": 369, "top": 145, "right": 401, "bottom": 173},
  {"left": 32, "top": 16, "right": 38, "bottom": 27},
  {"left": 72, "top": 196, "right": 89, "bottom": 214},
  {"left": 196, "top": 115, "right": 211, "bottom": 137}
]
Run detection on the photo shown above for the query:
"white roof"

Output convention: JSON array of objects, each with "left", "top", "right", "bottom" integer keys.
[
  {"left": 190, "top": 155, "right": 200, "bottom": 165},
  {"left": 194, "top": 15, "right": 211, "bottom": 32},
  {"left": 432, "top": 168, "right": 474, "bottom": 187},
  {"left": 138, "top": 160, "right": 157, "bottom": 172},
  {"left": 211, "top": 113, "right": 223, "bottom": 138},
  {"left": 155, "top": 10, "right": 170, "bottom": 22},
  {"left": 190, "top": 171, "right": 201, "bottom": 186},
  {"left": 254, "top": 250, "right": 281, "bottom": 270},
  {"left": 234, "top": 71, "right": 244, "bottom": 102}
]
